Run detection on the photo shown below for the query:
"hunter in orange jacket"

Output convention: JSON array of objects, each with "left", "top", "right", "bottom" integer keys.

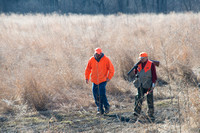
[
  {"left": 85, "top": 49, "right": 114, "bottom": 85},
  {"left": 85, "top": 48, "right": 114, "bottom": 115}
]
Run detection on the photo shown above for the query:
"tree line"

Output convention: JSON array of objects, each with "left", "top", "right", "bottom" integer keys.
[{"left": 0, "top": 0, "right": 200, "bottom": 14}]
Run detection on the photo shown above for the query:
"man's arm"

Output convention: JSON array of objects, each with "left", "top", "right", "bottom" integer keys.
[
  {"left": 146, "top": 63, "right": 157, "bottom": 94},
  {"left": 107, "top": 58, "right": 115, "bottom": 81},
  {"left": 85, "top": 59, "right": 92, "bottom": 83},
  {"left": 151, "top": 63, "right": 157, "bottom": 83}
]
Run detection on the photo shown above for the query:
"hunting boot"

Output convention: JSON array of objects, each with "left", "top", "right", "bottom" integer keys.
[
  {"left": 97, "top": 107, "right": 104, "bottom": 115},
  {"left": 105, "top": 105, "right": 110, "bottom": 114},
  {"left": 147, "top": 115, "right": 155, "bottom": 123},
  {"left": 147, "top": 91, "right": 154, "bottom": 122},
  {"left": 147, "top": 109, "right": 155, "bottom": 122},
  {"left": 129, "top": 113, "right": 138, "bottom": 123}
]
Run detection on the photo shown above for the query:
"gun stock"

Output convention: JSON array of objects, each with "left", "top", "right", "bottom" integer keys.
[{"left": 150, "top": 60, "right": 160, "bottom": 67}]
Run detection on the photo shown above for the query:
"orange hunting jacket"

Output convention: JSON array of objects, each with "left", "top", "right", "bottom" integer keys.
[{"left": 85, "top": 55, "right": 115, "bottom": 85}]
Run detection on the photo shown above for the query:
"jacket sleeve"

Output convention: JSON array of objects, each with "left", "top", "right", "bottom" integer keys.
[
  {"left": 151, "top": 63, "right": 157, "bottom": 83},
  {"left": 107, "top": 58, "right": 115, "bottom": 80},
  {"left": 85, "top": 59, "right": 92, "bottom": 80}
]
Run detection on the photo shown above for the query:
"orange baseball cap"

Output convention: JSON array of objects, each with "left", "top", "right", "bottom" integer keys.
[
  {"left": 95, "top": 48, "right": 102, "bottom": 54},
  {"left": 139, "top": 52, "right": 148, "bottom": 59}
]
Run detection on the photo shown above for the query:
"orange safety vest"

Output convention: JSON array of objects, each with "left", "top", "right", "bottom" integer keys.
[
  {"left": 138, "top": 60, "right": 152, "bottom": 73},
  {"left": 137, "top": 60, "right": 153, "bottom": 89}
]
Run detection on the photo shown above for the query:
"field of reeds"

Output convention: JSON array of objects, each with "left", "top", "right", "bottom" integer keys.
[{"left": 0, "top": 13, "right": 199, "bottom": 132}]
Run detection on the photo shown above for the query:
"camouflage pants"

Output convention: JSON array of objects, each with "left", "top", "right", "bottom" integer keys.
[{"left": 134, "top": 87, "right": 154, "bottom": 117}]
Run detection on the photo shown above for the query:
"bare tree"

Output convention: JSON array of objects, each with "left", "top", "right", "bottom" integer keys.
[
  {"left": 141, "top": 0, "right": 147, "bottom": 12},
  {"left": 93, "top": 0, "right": 105, "bottom": 13},
  {"left": 156, "top": 0, "right": 167, "bottom": 13},
  {"left": 118, "top": 0, "right": 123, "bottom": 12},
  {"left": 0, "top": 0, "right": 200, "bottom": 14},
  {"left": 182, "top": 0, "right": 192, "bottom": 11}
]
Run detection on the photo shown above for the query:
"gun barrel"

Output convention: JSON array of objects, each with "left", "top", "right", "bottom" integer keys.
[
  {"left": 127, "top": 60, "right": 159, "bottom": 75},
  {"left": 127, "top": 65, "right": 137, "bottom": 75},
  {"left": 127, "top": 61, "right": 141, "bottom": 75}
]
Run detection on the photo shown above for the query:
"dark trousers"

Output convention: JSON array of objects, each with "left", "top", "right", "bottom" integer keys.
[
  {"left": 92, "top": 81, "right": 109, "bottom": 112},
  {"left": 134, "top": 87, "right": 154, "bottom": 117}
]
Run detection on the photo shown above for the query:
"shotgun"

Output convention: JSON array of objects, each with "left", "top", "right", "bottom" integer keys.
[{"left": 127, "top": 60, "right": 159, "bottom": 75}]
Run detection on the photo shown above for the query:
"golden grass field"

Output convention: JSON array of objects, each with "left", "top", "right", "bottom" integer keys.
[{"left": 0, "top": 13, "right": 199, "bottom": 132}]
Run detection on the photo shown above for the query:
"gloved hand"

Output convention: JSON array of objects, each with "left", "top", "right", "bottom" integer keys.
[
  {"left": 146, "top": 83, "right": 155, "bottom": 95},
  {"left": 86, "top": 79, "right": 89, "bottom": 84},
  {"left": 152, "top": 83, "right": 155, "bottom": 89}
]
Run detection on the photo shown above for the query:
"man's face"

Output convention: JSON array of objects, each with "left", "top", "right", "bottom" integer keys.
[
  {"left": 141, "top": 57, "right": 148, "bottom": 63},
  {"left": 95, "top": 53, "right": 102, "bottom": 59}
]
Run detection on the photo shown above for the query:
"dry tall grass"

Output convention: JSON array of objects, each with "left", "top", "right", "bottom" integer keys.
[{"left": 0, "top": 13, "right": 199, "bottom": 132}]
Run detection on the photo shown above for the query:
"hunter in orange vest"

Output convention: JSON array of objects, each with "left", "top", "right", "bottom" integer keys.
[{"left": 132, "top": 52, "right": 157, "bottom": 123}]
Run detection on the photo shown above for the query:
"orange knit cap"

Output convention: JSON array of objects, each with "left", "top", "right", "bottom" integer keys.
[
  {"left": 95, "top": 48, "right": 102, "bottom": 54},
  {"left": 139, "top": 52, "right": 148, "bottom": 59}
]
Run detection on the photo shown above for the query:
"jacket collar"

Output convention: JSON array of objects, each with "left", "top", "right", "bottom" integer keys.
[
  {"left": 94, "top": 53, "right": 104, "bottom": 62},
  {"left": 141, "top": 59, "right": 148, "bottom": 68}
]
